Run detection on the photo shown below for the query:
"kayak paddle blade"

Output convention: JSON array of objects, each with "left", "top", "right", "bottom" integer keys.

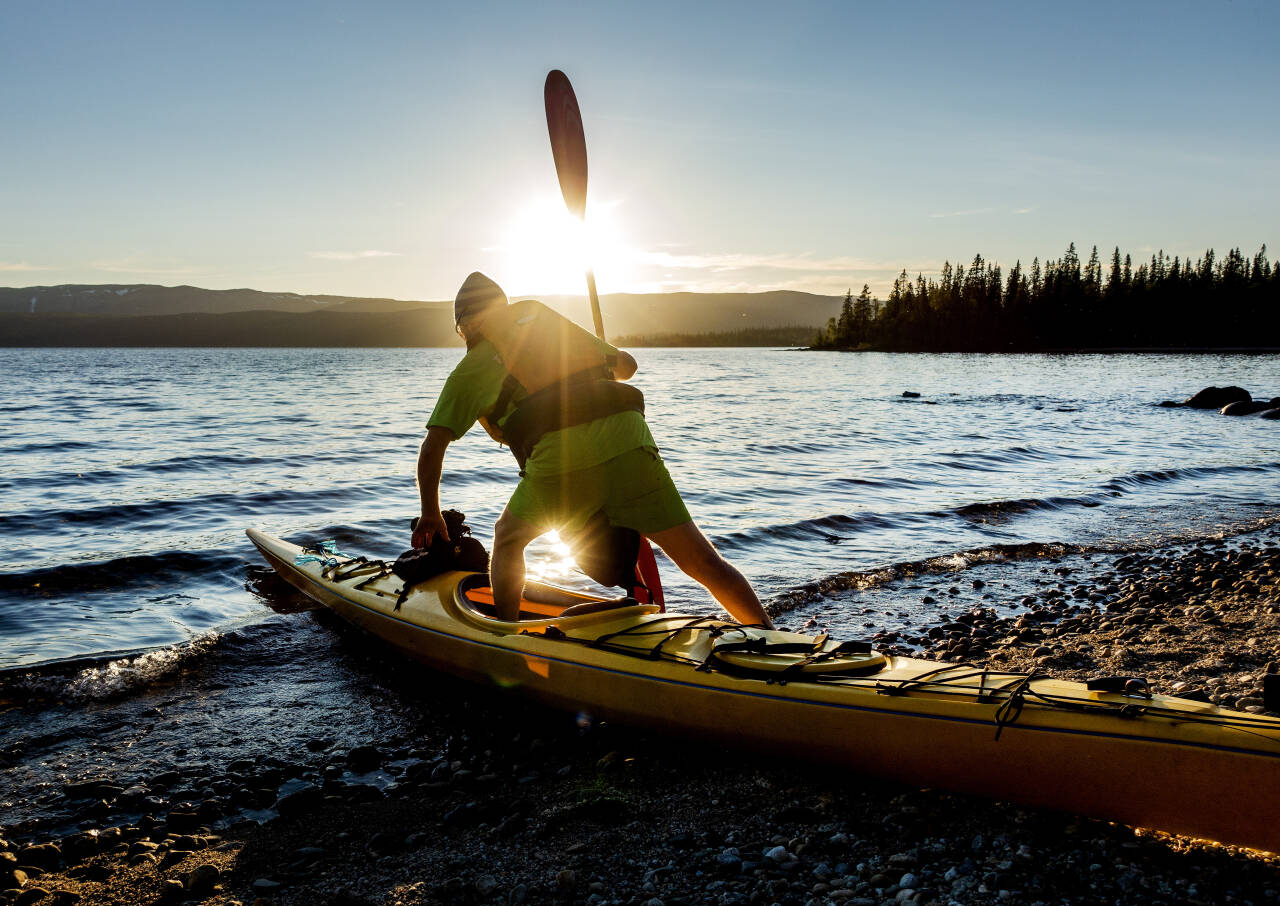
[{"left": 545, "top": 69, "right": 588, "bottom": 220}]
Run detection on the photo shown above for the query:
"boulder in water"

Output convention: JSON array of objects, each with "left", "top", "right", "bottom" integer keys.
[
  {"left": 1221, "top": 400, "right": 1272, "bottom": 416},
  {"left": 1182, "top": 386, "right": 1250, "bottom": 409},
  {"left": 1260, "top": 409, "right": 1280, "bottom": 420}
]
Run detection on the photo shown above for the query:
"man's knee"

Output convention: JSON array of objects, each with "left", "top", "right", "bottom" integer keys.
[{"left": 494, "top": 509, "right": 538, "bottom": 553}]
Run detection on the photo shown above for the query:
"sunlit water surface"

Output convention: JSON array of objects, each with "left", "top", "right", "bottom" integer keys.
[{"left": 2, "top": 348, "right": 1278, "bottom": 670}]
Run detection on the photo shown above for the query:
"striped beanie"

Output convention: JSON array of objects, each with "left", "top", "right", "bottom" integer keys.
[{"left": 454, "top": 272, "right": 508, "bottom": 324}]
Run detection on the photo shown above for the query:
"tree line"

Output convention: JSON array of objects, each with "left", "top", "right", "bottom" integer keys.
[
  {"left": 613, "top": 325, "right": 817, "bottom": 347},
  {"left": 815, "top": 243, "right": 1279, "bottom": 351}
]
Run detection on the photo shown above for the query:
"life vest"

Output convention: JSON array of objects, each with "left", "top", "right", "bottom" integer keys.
[{"left": 477, "top": 300, "right": 644, "bottom": 467}]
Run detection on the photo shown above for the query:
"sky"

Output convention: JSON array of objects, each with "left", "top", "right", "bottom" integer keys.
[{"left": 2, "top": 0, "right": 1277, "bottom": 300}]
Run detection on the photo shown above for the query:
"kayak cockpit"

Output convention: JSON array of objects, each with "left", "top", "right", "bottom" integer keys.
[{"left": 452, "top": 573, "right": 662, "bottom": 629}]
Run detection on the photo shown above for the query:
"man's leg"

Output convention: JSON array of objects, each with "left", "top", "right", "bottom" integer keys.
[
  {"left": 491, "top": 505, "right": 544, "bottom": 621},
  {"left": 646, "top": 521, "right": 773, "bottom": 628}
]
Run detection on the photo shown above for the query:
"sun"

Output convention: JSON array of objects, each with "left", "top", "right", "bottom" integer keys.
[{"left": 491, "top": 195, "right": 638, "bottom": 295}]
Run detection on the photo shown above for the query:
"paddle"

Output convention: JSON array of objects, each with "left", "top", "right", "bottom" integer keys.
[
  {"left": 544, "top": 69, "right": 605, "bottom": 341},
  {"left": 543, "top": 70, "right": 665, "bottom": 609}
]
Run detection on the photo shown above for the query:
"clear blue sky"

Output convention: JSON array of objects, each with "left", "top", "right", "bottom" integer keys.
[{"left": 2, "top": 0, "right": 1276, "bottom": 300}]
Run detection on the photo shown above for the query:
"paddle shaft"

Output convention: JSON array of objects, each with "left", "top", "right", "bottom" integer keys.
[{"left": 584, "top": 268, "right": 604, "bottom": 340}]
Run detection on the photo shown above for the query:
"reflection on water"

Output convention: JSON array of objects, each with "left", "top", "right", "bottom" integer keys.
[{"left": 1, "top": 347, "right": 1278, "bottom": 668}]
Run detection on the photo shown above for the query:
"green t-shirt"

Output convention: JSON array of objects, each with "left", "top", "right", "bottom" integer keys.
[{"left": 426, "top": 337, "right": 655, "bottom": 478}]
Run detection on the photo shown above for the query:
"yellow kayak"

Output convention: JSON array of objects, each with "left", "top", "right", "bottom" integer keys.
[{"left": 247, "top": 528, "right": 1280, "bottom": 853}]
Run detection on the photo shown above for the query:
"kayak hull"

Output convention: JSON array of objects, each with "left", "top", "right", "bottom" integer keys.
[{"left": 248, "top": 529, "right": 1280, "bottom": 853}]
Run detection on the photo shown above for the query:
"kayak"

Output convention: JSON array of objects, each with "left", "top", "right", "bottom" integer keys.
[{"left": 246, "top": 528, "right": 1280, "bottom": 853}]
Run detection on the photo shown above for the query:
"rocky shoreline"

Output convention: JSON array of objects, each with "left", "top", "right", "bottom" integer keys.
[{"left": 3, "top": 534, "right": 1279, "bottom": 906}]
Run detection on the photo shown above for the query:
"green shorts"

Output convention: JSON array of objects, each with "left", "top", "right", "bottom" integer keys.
[{"left": 507, "top": 446, "right": 692, "bottom": 536}]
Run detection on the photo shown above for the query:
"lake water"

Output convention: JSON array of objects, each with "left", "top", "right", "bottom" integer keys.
[
  {"left": 2, "top": 348, "right": 1278, "bottom": 671},
  {"left": 2, "top": 347, "right": 1279, "bottom": 839}
]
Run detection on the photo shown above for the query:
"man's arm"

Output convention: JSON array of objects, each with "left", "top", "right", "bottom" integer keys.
[{"left": 412, "top": 425, "right": 454, "bottom": 548}]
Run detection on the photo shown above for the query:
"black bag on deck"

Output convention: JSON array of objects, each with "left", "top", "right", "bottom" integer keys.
[{"left": 395, "top": 510, "right": 490, "bottom": 589}]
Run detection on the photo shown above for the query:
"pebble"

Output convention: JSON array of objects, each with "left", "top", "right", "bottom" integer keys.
[
  {"left": 765, "top": 845, "right": 791, "bottom": 863},
  {"left": 6, "top": 869, "right": 30, "bottom": 891},
  {"left": 17, "top": 845, "right": 61, "bottom": 869},
  {"left": 275, "top": 782, "right": 323, "bottom": 818},
  {"left": 346, "top": 745, "right": 383, "bottom": 773},
  {"left": 186, "top": 863, "right": 220, "bottom": 890}
]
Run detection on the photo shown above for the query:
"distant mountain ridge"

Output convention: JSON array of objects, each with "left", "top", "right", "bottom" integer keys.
[
  {"left": 0, "top": 283, "right": 842, "bottom": 346},
  {"left": 0, "top": 284, "right": 449, "bottom": 316}
]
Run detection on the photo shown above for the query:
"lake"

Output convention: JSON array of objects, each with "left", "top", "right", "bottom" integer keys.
[{"left": 2, "top": 347, "right": 1277, "bottom": 670}]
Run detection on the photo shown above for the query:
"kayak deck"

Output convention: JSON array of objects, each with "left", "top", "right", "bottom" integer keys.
[{"left": 247, "top": 528, "right": 1280, "bottom": 853}]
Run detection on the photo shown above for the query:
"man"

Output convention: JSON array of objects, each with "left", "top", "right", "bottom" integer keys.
[{"left": 413, "top": 271, "right": 772, "bottom": 628}]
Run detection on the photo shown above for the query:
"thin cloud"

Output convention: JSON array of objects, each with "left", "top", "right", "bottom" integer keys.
[
  {"left": 1014, "top": 207, "right": 1035, "bottom": 214},
  {"left": 636, "top": 249, "right": 938, "bottom": 278},
  {"left": 637, "top": 251, "right": 880, "bottom": 273},
  {"left": 308, "top": 250, "right": 402, "bottom": 260},
  {"left": 928, "top": 207, "right": 994, "bottom": 219},
  {"left": 0, "top": 262, "right": 50, "bottom": 272},
  {"left": 90, "top": 259, "right": 206, "bottom": 276}
]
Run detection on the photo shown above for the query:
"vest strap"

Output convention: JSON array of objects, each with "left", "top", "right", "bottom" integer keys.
[{"left": 504, "top": 377, "right": 645, "bottom": 468}]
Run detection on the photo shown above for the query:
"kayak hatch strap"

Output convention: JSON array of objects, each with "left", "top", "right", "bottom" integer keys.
[
  {"left": 649, "top": 618, "right": 721, "bottom": 660},
  {"left": 353, "top": 564, "right": 394, "bottom": 590},
  {"left": 590, "top": 615, "right": 721, "bottom": 651},
  {"left": 323, "top": 557, "right": 387, "bottom": 583},
  {"left": 762, "top": 637, "right": 873, "bottom": 686},
  {"left": 887, "top": 662, "right": 982, "bottom": 692},
  {"left": 993, "top": 674, "right": 1039, "bottom": 740}
]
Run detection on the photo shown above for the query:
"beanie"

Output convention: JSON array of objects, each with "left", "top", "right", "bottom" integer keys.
[{"left": 454, "top": 272, "right": 508, "bottom": 324}]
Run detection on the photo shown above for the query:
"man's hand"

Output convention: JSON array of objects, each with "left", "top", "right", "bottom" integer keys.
[
  {"left": 611, "top": 350, "right": 638, "bottom": 381},
  {"left": 412, "top": 511, "right": 449, "bottom": 549}
]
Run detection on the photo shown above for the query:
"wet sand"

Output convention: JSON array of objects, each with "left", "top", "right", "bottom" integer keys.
[{"left": 3, "top": 533, "right": 1279, "bottom": 906}]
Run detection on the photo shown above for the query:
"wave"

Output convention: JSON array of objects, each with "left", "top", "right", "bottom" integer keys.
[
  {"left": 824, "top": 475, "right": 934, "bottom": 490},
  {"left": 0, "top": 448, "right": 390, "bottom": 493},
  {"left": 0, "top": 549, "right": 246, "bottom": 597},
  {"left": 1, "top": 439, "right": 97, "bottom": 455},
  {"left": 717, "top": 460, "right": 1280, "bottom": 552},
  {"left": 769, "top": 513, "right": 1280, "bottom": 615},
  {"left": 0, "top": 633, "right": 222, "bottom": 704},
  {"left": 770, "top": 540, "right": 1084, "bottom": 613},
  {"left": 949, "top": 494, "right": 1103, "bottom": 521},
  {"left": 0, "top": 477, "right": 416, "bottom": 536},
  {"left": 743, "top": 441, "right": 839, "bottom": 456},
  {"left": 1099, "top": 461, "right": 1280, "bottom": 493}
]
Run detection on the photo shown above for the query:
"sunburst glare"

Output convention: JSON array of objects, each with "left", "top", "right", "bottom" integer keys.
[
  {"left": 490, "top": 195, "right": 638, "bottom": 295},
  {"left": 525, "top": 529, "right": 578, "bottom": 582}
]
